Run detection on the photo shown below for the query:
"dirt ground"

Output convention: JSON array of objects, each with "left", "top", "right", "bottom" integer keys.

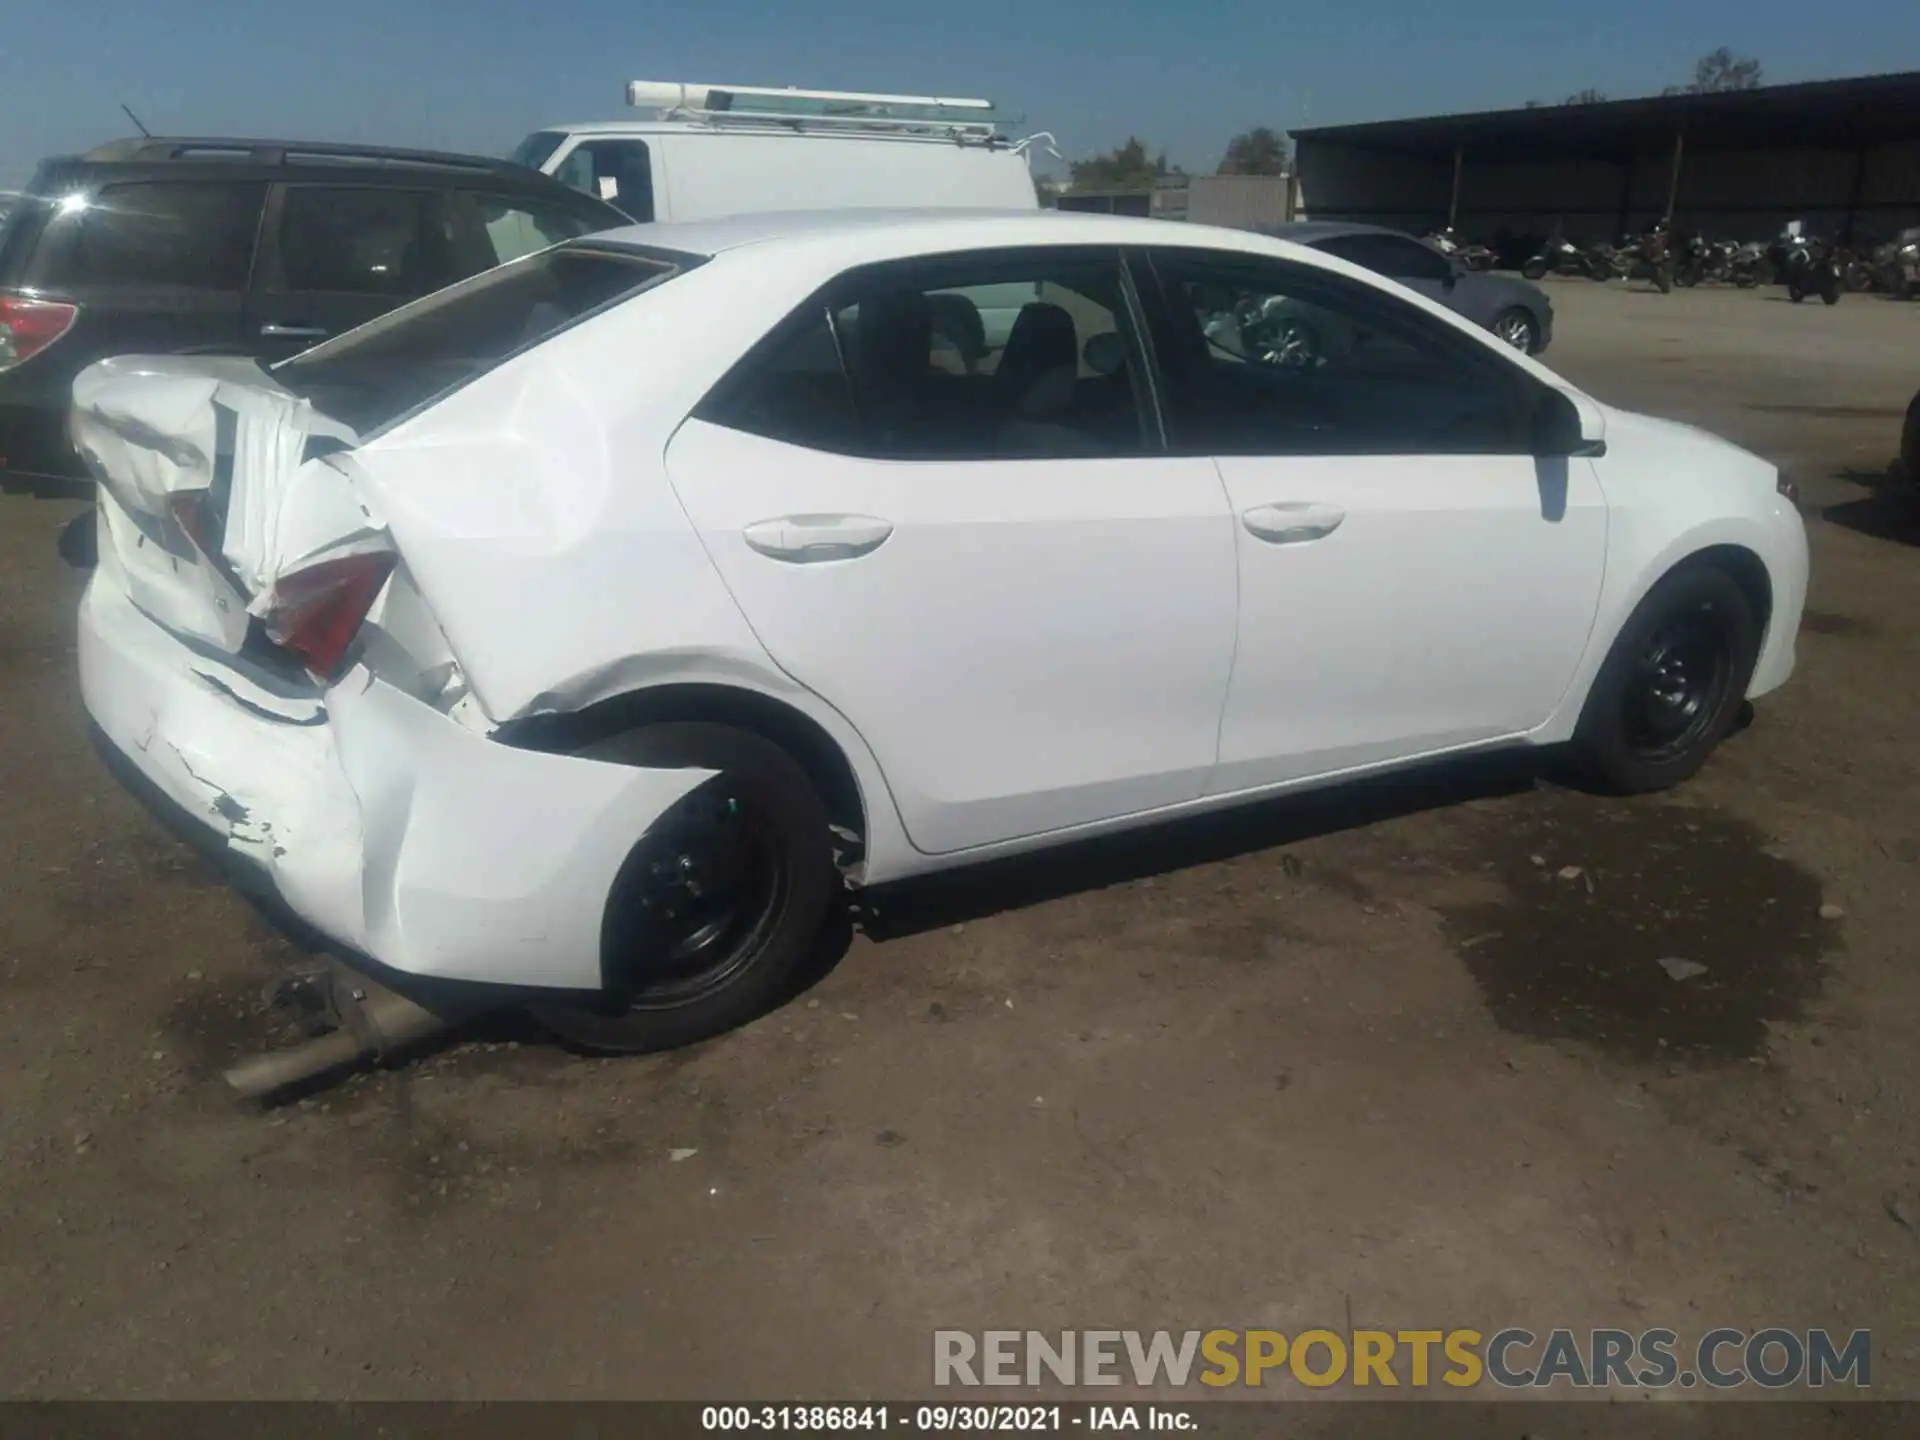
[{"left": 1, "top": 278, "right": 1917, "bottom": 1404}]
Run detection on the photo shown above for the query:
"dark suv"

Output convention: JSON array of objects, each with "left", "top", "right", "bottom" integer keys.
[{"left": 0, "top": 137, "right": 627, "bottom": 494}]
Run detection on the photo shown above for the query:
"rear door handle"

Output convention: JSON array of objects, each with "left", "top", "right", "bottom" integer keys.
[
  {"left": 1241, "top": 502, "right": 1346, "bottom": 545},
  {"left": 259, "top": 323, "right": 329, "bottom": 340},
  {"left": 742, "top": 514, "right": 894, "bottom": 563}
]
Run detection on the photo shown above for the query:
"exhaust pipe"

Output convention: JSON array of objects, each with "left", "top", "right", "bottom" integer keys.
[{"left": 224, "top": 967, "right": 455, "bottom": 1100}]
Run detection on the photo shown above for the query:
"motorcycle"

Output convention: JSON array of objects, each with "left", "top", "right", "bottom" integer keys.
[
  {"left": 1876, "top": 228, "right": 1920, "bottom": 299},
  {"left": 1590, "top": 225, "right": 1674, "bottom": 292},
  {"left": 1425, "top": 227, "right": 1494, "bottom": 272},
  {"left": 1674, "top": 234, "right": 1737, "bottom": 287},
  {"left": 1780, "top": 235, "right": 1842, "bottom": 304},
  {"left": 1729, "top": 240, "right": 1771, "bottom": 288},
  {"left": 1833, "top": 245, "right": 1876, "bottom": 293},
  {"left": 1521, "top": 235, "right": 1606, "bottom": 280}
]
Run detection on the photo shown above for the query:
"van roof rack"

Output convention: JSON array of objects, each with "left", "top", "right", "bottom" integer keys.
[{"left": 625, "top": 80, "right": 1009, "bottom": 143}]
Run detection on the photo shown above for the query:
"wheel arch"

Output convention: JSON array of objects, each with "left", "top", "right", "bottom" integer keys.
[
  {"left": 493, "top": 681, "right": 876, "bottom": 877},
  {"left": 1670, "top": 542, "right": 1774, "bottom": 643},
  {"left": 1545, "top": 535, "right": 1779, "bottom": 745}
]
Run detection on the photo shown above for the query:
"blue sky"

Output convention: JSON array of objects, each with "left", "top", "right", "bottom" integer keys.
[{"left": 2, "top": 0, "right": 1916, "bottom": 186}]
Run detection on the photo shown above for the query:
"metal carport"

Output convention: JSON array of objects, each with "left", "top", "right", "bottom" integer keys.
[{"left": 1291, "top": 69, "right": 1920, "bottom": 246}]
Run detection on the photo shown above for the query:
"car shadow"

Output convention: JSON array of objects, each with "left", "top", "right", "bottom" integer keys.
[
  {"left": 852, "top": 750, "right": 1543, "bottom": 942},
  {"left": 1822, "top": 464, "right": 1919, "bottom": 546},
  {"left": 105, "top": 714, "right": 1560, "bottom": 1090}
]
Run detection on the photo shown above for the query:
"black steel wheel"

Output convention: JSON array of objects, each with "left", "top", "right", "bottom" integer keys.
[
  {"left": 1571, "top": 566, "right": 1760, "bottom": 794},
  {"left": 1620, "top": 612, "right": 1734, "bottom": 763},
  {"left": 531, "top": 723, "right": 837, "bottom": 1054}
]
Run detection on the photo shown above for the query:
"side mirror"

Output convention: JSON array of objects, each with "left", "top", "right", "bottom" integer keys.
[{"left": 1531, "top": 388, "right": 1606, "bottom": 458}]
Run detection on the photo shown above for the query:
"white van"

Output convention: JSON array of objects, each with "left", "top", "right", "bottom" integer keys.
[{"left": 512, "top": 81, "right": 1042, "bottom": 224}]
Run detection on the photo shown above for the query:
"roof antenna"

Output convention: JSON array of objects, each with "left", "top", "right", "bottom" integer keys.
[{"left": 120, "top": 104, "right": 152, "bottom": 138}]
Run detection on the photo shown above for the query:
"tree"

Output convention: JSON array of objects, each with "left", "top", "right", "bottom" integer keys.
[
  {"left": 1672, "top": 48, "right": 1763, "bottom": 93},
  {"left": 1218, "top": 126, "right": 1290, "bottom": 176},
  {"left": 1067, "top": 137, "right": 1172, "bottom": 192},
  {"left": 1563, "top": 89, "right": 1608, "bottom": 105}
]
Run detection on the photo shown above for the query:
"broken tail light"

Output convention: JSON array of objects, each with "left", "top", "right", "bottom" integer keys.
[
  {"left": 0, "top": 295, "right": 80, "bottom": 373},
  {"left": 166, "top": 490, "right": 216, "bottom": 557},
  {"left": 261, "top": 552, "right": 397, "bottom": 681}
]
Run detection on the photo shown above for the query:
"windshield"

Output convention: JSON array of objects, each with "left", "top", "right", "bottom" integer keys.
[
  {"left": 274, "top": 244, "right": 685, "bottom": 434},
  {"left": 509, "top": 131, "right": 568, "bottom": 172}
]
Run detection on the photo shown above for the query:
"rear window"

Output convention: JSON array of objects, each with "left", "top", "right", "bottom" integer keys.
[
  {"left": 29, "top": 181, "right": 265, "bottom": 290},
  {"left": 273, "top": 243, "right": 687, "bottom": 433}
]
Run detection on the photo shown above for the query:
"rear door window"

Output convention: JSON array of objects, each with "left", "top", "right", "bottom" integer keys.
[
  {"left": 550, "top": 140, "right": 654, "bottom": 220},
  {"left": 272, "top": 244, "right": 687, "bottom": 433},
  {"left": 1317, "top": 233, "right": 1452, "bottom": 283},
  {"left": 447, "top": 191, "right": 609, "bottom": 272},
  {"left": 265, "top": 186, "right": 456, "bottom": 298},
  {"left": 31, "top": 181, "right": 265, "bottom": 290}
]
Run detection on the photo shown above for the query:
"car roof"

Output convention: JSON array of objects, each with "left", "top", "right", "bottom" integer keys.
[
  {"left": 28, "top": 138, "right": 605, "bottom": 203},
  {"left": 1257, "top": 220, "right": 1419, "bottom": 244},
  {"left": 587, "top": 207, "right": 1315, "bottom": 262}
]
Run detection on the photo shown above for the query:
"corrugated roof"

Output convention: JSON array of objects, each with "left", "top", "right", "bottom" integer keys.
[{"left": 1292, "top": 70, "right": 1920, "bottom": 161}]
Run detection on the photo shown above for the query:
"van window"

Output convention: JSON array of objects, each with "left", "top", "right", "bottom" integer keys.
[
  {"left": 510, "top": 131, "right": 568, "bottom": 171},
  {"left": 551, "top": 141, "right": 654, "bottom": 221}
]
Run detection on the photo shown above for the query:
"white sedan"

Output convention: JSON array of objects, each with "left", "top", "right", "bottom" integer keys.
[{"left": 72, "top": 210, "right": 1808, "bottom": 1053}]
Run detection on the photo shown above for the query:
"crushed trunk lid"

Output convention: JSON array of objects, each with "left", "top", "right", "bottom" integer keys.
[{"left": 71, "top": 355, "right": 391, "bottom": 654}]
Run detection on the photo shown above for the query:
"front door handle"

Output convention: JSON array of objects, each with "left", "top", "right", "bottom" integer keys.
[
  {"left": 1241, "top": 502, "right": 1346, "bottom": 545},
  {"left": 259, "top": 323, "right": 329, "bottom": 340},
  {"left": 742, "top": 514, "right": 894, "bottom": 563}
]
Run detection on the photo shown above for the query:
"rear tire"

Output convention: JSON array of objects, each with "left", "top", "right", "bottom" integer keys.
[
  {"left": 1570, "top": 566, "right": 1760, "bottom": 795},
  {"left": 530, "top": 723, "right": 838, "bottom": 1054}
]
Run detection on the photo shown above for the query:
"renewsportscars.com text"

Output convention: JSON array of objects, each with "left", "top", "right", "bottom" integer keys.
[{"left": 933, "top": 1327, "right": 1871, "bottom": 1390}]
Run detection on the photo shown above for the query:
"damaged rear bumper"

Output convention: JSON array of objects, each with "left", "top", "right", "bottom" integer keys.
[{"left": 79, "top": 575, "right": 714, "bottom": 992}]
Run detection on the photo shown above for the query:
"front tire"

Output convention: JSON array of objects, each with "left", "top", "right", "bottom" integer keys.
[
  {"left": 531, "top": 723, "right": 838, "bottom": 1054},
  {"left": 1521, "top": 258, "right": 1548, "bottom": 281},
  {"left": 1491, "top": 307, "right": 1538, "bottom": 353},
  {"left": 1570, "top": 567, "right": 1760, "bottom": 794}
]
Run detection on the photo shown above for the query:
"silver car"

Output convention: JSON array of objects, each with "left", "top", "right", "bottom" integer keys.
[{"left": 1262, "top": 221, "right": 1555, "bottom": 354}]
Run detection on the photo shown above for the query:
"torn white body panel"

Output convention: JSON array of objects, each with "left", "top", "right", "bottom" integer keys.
[
  {"left": 70, "top": 356, "right": 388, "bottom": 646},
  {"left": 80, "top": 569, "right": 716, "bottom": 990}
]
